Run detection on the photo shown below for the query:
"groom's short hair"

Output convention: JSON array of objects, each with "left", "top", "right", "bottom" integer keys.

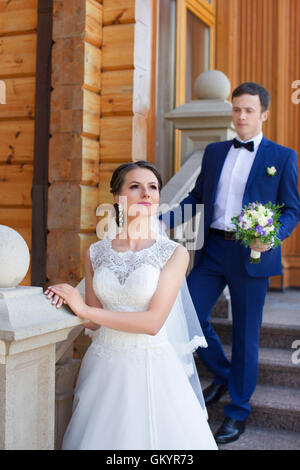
[{"left": 232, "top": 82, "right": 270, "bottom": 112}]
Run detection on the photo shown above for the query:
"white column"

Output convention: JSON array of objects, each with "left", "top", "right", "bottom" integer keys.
[{"left": 0, "top": 286, "right": 82, "bottom": 450}]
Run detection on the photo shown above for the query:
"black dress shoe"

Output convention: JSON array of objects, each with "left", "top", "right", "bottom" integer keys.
[
  {"left": 214, "top": 417, "right": 246, "bottom": 444},
  {"left": 203, "top": 382, "right": 228, "bottom": 405}
]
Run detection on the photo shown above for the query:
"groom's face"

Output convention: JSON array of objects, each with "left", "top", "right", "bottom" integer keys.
[{"left": 232, "top": 94, "right": 269, "bottom": 141}]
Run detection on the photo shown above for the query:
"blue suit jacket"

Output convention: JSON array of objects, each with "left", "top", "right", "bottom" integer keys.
[{"left": 163, "top": 137, "right": 300, "bottom": 278}]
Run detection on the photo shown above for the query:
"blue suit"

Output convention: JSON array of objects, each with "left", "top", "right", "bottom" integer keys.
[{"left": 162, "top": 137, "right": 300, "bottom": 421}]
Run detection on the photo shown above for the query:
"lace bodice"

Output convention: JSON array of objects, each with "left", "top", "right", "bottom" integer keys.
[
  {"left": 90, "top": 237, "right": 179, "bottom": 310},
  {"left": 88, "top": 236, "right": 180, "bottom": 350}
]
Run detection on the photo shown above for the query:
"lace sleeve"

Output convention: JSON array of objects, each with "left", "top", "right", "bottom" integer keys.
[
  {"left": 155, "top": 238, "right": 181, "bottom": 269},
  {"left": 89, "top": 240, "right": 106, "bottom": 271}
]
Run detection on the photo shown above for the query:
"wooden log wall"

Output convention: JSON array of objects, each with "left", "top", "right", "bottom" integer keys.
[
  {"left": 0, "top": 0, "right": 154, "bottom": 287},
  {"left": 0, "top": 0, "right": 38, "bottom": 286},
  {"left": 48, "top": 0, "right": 102, "bottom": 285},
  {"left": 99, "top": 0, "right": 154, "bottom": 205},
  {"left": 48, "top": 0, "right": 154, "bottom": 286},
  {"left": 215, "top": 0, "right": 300, "bottom": 288}
]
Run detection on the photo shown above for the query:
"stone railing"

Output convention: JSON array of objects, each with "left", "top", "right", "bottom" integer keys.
[
  {"left": 0, "top": 224, "right": 85, "bottom": 450},
  {"left": 0, "top": 284, "right": 83, "bottom": 450}
]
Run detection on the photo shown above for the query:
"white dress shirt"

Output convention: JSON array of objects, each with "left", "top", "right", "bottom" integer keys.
[{"left": 210, "top": 132, "right": 263, "bottom": 231}]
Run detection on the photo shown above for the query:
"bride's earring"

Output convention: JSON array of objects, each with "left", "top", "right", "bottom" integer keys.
[{"left": 117, "top": 203, "right": 124, "bottom": 228}]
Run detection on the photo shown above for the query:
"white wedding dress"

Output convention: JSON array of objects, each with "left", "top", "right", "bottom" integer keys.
[{"left": 62, "top": 237, "right": 218, "bottom": 450}]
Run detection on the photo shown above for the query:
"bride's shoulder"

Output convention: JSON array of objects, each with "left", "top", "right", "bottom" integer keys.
[
  {"left": 87, "top": 238, "right": 110, "bottom": 270},
  {"left": 89, "top": 238, "right": 108, "bottom": 254},
  {"left": 155, "top": 238, "right": 189, "bottom": 266},
  {"left": 156, "top": 237, "right": 185, "bottom": 251}
]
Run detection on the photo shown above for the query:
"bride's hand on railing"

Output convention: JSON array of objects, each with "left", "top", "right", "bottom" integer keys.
[
  {"left": 44, "top": 284, "right": 87, "bottom": 318},
  {"left": 44, "top": 287, "right": 66, "bottom": 309}
]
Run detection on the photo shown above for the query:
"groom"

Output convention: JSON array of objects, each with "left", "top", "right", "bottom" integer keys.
[{"left": 160, "top": 82, "right": 300, "bottom": 444}]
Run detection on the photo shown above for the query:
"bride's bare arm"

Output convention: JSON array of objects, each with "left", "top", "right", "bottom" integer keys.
[
  {"left": 78, "top": 245, "right": 190, "bottom": 335},
  {"left": 81, "top": 248, "right": 104, "bottom": 330}
]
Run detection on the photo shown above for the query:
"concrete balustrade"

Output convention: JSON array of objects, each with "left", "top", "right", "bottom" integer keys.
[
  {"left": 0, "top": 225, "right": 83, "bottom": 450},
  {"left": 165, "top": 69, "right": 236, "bottom": 166}
]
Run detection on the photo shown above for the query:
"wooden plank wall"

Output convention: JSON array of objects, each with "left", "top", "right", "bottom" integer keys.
[
  {"left": 100, "top": 0, "right": 153, "bottom": 205},
  {"left": 0, "top": 0, "right": 38, "bottom": 286},
  {"left": 47, "top": 0, "right": 154, "bottom": 285},
  {"left": 215, "top": 0, "right": 300, "bottom": 287},
  {"left": 100, "top": 0, "right": 135, "bottom": 204},
  {"left": 48, "top": 0, "right": 153, "bottom": 285},
  {"left": 48, "top": 0, "right": 102, "bottom": 284},
  {"left": 0, "top": 0, "right": 154, "bottom": 287}
]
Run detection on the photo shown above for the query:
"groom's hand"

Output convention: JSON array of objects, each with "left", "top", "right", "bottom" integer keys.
[{"left": 250, "top": 240, "right": 271, "bottom": 252}]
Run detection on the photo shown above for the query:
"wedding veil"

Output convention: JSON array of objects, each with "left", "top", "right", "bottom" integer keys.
[{"left": 151, "top": 216, "right": 208, "bottom": 417}]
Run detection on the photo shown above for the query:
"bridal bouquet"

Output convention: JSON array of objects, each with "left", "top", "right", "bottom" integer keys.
[{"left": 231, "top": 202, "right": 284, "bottom": 264}]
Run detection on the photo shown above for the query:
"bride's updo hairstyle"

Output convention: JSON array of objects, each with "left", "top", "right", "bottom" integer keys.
[{"left": 110, "top": 161, "right": 163, "bottom": 226}]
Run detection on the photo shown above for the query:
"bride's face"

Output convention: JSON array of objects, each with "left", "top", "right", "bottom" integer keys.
[{"left": 115, "top": 168, "right": 160, "bottom": 219}]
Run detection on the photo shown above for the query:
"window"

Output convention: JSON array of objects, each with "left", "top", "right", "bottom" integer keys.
[
  {"left": 186, "top": 10, "right": 210, "bottom": 101},
  {"left": 155, "top": 0, "right": 177, "bottom": 183},
  {"left": 155, "top": 0, "right": 216, "bottom": 179},
  {"left": 174, "top": 0, "right": 216, "bottom": 171}
]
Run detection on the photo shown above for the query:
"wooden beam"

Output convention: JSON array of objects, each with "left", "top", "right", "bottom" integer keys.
[{"left": 31, "top": 0, "right": 53, "bottom": 287}]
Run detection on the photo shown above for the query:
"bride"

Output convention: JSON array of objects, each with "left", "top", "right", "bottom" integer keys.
[{"left": 44, "top": 160, "right": 218, "bottom": 450}]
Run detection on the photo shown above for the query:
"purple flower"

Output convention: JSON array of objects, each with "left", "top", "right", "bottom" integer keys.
[
  {"left": 267, "top": 218, "right": 273, "bottom": 226},
  {"left": 255, "top": 224, "right": 267, "bottom": 237}
]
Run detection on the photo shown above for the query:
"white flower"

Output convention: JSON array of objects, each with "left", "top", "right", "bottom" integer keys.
[
  {"left": 243, "top": 214, "right": 252, "bottom": 223},
  {"left": 267, "top": 166, "right": 277, "bottom": 177},
  {"left": 258, "top": 207, "right": 267, "bottom": 217},
  {"left": 249, "top": 209, "right": 258, "bottom": 219},
  {"left": 243, "top": 219, "right": 253, "bottom": 230},
  {"left": 257, "top": 203, "right": 265, "bottom": 212},
  {"left": 258, "top": 215, "right": 269, "bottom": 227}
]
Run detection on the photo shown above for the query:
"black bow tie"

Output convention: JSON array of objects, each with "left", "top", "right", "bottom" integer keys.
[{"left": 233, "top": 138, "right": 254, "bottom": 152}]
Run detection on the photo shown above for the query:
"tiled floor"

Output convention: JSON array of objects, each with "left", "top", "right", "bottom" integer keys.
[{"left": 263, "top": 289, "right": 300, "bottom": 326}]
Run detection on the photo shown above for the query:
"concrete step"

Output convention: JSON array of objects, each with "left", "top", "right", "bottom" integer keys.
[
  {"left": 209, "top": 421, "right": 300, "bottom": 450},
  {"left": 195, "top": 344, "right": 300, "bottom": 388},
  {"left": 212, "top": 318, "right": 300, "bottom": 350},
  {"left": 201, "top": 378, "right": 300, "bottom": 433}
]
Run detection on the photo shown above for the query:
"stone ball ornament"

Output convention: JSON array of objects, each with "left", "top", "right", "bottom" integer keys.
[
  {"left": 0, "top": 225, "right": 30, "bottom": 288},
  {"left": 194, "top": 70, "right": 231, "bottom": 100}
]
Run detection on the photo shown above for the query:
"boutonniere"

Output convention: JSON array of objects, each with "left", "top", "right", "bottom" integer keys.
[{"left": 266, "top": 166, "right": 277, "bottom": 177}]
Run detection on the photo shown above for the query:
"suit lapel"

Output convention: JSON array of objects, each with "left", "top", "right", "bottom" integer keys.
[
  {"left": 242, "top": 136, "right": 270, "bottom": 203},
  {"left": 211, "top": 140, "right": 233, "bottom": 201}
]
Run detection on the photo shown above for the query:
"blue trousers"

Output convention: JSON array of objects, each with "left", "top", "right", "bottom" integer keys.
[{"left": 187, "top": 231, "right": 269, "bottom": 421}]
